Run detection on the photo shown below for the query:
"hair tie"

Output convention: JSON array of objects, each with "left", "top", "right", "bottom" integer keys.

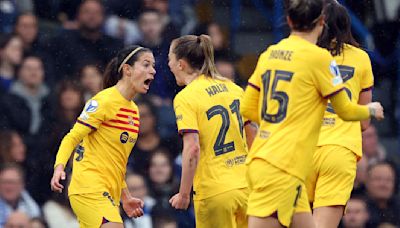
[
  {"left": 197, "top": 36, "right": 201, "bottom": 44},
  {"left": 118, "top": 47, "right": 144, "bottom": 73}
]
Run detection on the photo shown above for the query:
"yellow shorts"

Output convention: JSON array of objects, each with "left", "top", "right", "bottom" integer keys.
[
  {"left": 194, "top": 188, "right": 248, "bottom": 228},
  {"left": 247, "top": 159, "right": 310, "bottom": 227},
  {"left": 304, "top": 145, "right": 357, "bottom": 209},
  {"left": 70, "top": 192, "right": 123, "bottom": 228}
]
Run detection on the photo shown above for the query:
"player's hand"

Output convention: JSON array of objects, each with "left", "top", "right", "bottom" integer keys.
[
  {"left": 50, "top": 164, "right": 66, "bottom": 193},
  {"left": 169, "top": 192, "right": 190, "bottom": 210},
  {"left": 122, "top": 197, "right": 144, "bottom": 218},
  {"left": 368, "top": 102, "right": 384, "bottom": 121}
]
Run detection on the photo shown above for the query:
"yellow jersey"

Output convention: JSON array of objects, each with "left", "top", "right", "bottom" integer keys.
[
  {"left": 57, "top": 86, "right": 140, "bottom": 204},
  {"left": 174, "top": 75, "right": 249, "bottom": 200},
  {"left": 243, "top": 35, "right": 344, "bottom": 181},
  {"left": 318, "top": 44, "right": 374, "bottom": 157}
]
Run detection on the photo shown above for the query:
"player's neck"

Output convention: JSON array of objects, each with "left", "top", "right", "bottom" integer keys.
[
  {"left": 115, "top": 82, "right": 136, "bottom": 101},
  {"left": 183, "top": 72, "right": 200, "bottom": 86},
  {"left": 291, "top": 30, "right": 319, "bottom": 45}
]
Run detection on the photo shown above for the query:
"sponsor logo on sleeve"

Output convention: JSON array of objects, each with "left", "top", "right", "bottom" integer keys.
[
  {"left": 330, "top": 60, "right": 343, "bottom": 86},
  {"left": 86, "top": 100, "right": 99, "bottom": 113}
]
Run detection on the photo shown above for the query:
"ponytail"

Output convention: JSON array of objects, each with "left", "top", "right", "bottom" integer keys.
[
  {"left": 172, "top": 34, "right": 225, "bottom": 80},
  {"left": 198, "top": 35, "right": 223, "bottom": 79},
  {"left": 102, "top": 57, "right": 120, "bottom": 89}
]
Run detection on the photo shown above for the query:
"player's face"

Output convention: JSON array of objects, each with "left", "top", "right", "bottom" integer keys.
[
  {"left": 168, "top": 43, "right": 185, "bottom": 86},
  {"left": 129, "top": 51, "right": 156, "bottom": 94}
]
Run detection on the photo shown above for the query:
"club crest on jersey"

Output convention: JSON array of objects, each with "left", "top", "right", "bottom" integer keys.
[
  {"left": 120, "top": 132, "right": 129, "bottom": 144},
  {"left": 329, "top": 60, "right": 343, "bottom": 86},
  {"left": 127, "top": 116, "right": 135, "bottom": 126},
  {"left": 86, "top": 100, "right": 99, "bottom": 113}
]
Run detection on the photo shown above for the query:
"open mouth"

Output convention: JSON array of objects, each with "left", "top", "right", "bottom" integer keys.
[{"left": 144, "top": 79, "right": 153, "bottom": 86}]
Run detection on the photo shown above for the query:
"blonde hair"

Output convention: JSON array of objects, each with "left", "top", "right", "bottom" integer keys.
[{"left": 171, "top": 34, "right": 225, "bottom": 80}]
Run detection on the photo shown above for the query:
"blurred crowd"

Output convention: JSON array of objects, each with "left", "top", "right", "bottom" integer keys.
[{"left": 0, "top": 0, "right": 398, "bottom": 228}]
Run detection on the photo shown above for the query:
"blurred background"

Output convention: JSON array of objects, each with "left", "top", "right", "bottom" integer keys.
[{"left": 0, "top": 0, "right": 398, "bottom": 227}]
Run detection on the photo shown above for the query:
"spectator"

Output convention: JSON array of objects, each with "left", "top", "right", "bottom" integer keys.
[
  {"left": 0, "top": 130, "right": 26, "bottom": 164},
  {"left": 4, "top": 211, "right": 31, "bottom": 228},
  {"left": 365, "top": 161, "right": 400, "bottom": 227},
  {"left": 137, "top": 9, "right": 178, "bottom": 100},
  {"left": 0, "top": 34, "right": 23, "bottom": 94},
  {"left": 196, "top": 22, "right": 234, "bottom": 59},
  {"left": 148, "top": 149, "right": 179, "bottom": 205},
  {"left": 0, "top": 0, "right": 33, "bottom": 33},
  {"left": 0, "top": 55, "right": 54, "bottom": 205},
  {"left": 30, "top": 217, "right": 48, "bottom": 228},
  {"left": 362, "top": 124, "right": 387, "bottom": 164},
  {"left": 215, "top": 56, "right": 238, "bottom": 82},
  {"left": 0, "top": 163, "right": 40, "bottom": 226},
  {"left": 342, "top": 195, "right": 370, "bottom": 228},
  {"left": 144, "top": 0, "right": 180, "bottom": 42},
  {"left": 127, "top": 98, "right": 179, "bottom": 174},
  {"left": 51, "top": 0, "right": 123, "bottom": 78},
  {"left": 151, "top": 205, "right": 178, "bottom": 228},
  {"left": 0, "top": 55, "right": 53, "bottom": 137},
  {"left": 124, "top": 172, "right": 155, "bottom": 228},
  {"left": 78, "top": 64, "right": 103, "bottom": 101},
  {"left": 353, "top": 157, "right": 369, "bottom": 195},
  {"left": 13, "top": 13, "right": 56, "bottom": 86}
]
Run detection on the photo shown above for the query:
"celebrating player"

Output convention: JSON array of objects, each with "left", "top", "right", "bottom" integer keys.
[
  {"left": 50, "top": 45, "right": 155, "bottom": 228},
  {"left": 241, "top": 0, "right": 384, "bottom": 227},
  {"left": 168, "top": 34, "right": 256, "bottom": 228},
  {"left": 304, "top": 1, "right": 374, "bottom": 227}
]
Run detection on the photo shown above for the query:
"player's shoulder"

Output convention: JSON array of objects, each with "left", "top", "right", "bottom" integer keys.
[
  {"left": 89, "top": 87, "right": 115, "bottom": 106},
  {"left": 344, "top": 44, "right": 370, "bottom": 61}
]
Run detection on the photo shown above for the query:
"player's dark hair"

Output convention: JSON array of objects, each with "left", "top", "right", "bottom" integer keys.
[
  {"left": 171, "top": 34, "right": 224, "bottom": 80},
  {"left": 284, "top": 0, "right": 325, "bottom": 32},
  {"left": 317, "top": 0, "right": 359, "bottom": 56},
  {"left": 103, "top": 45, "right": 151, "bottom": 89}
]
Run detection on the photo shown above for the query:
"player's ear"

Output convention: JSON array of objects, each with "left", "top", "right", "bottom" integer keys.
[
  {"left": 122, "top": 64, "right": 132, "bottom": 77},
  {"left": 178, "top": 59, "right": 186, "bottom": 71}
]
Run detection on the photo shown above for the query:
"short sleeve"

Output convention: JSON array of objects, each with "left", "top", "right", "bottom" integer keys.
[
  {"left": 174, "top": 94, "right": 199, "bottom": 135},
  {"left": 313, "top": 53, "right": 345, "bottom": 98},
  {"left": 77, "top": 98, "right": 107, "bottom": 130},
  {"left": 361, "top": 54, "right": 374, "bottom": 92}
]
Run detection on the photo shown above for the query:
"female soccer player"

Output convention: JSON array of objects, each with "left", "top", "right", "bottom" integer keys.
[
  {"left": 50, "top": 45, "right": 156, "bottom": 228},
  {"left": 305, "top": 1, "right": 374, "bottom": 227},
  {"left": 240, "top": 0, "right": 384, "bottom": 227},
  {"left": 168, "top": 34, "right": 256, "bottom": 228}
]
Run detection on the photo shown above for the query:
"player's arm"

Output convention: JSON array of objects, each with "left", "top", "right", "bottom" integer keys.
[
  {"left": 329, "top": 90, "right": 383, "bottom": 121},
  {"left": 241, "top": 85, "right": 260, "bottom": 123},
  {"left": 121, "top": 184, "right": 144, "bottom": 218},
  {"left": 170, "top": 132, "right": 200, "bottom": 210},
  {"left": 51, "top": 123, "right": 92, "bottom": 193},
  {"left": 244, "top": 121, "right": 257, "bottom": 149},
  {"left": 358, "top": 89, "right": 372, "bottom": 131}
]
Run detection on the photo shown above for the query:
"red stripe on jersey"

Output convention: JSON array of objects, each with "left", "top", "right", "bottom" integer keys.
[
  {"left": 116, "top": 114, "right": 139, "bottom": 120},
  {"left": 109, "top": 119, "right": 140, "bottom": 127},
  {"left": 102, "top": 123, "right": 139, "bottom": 133},
  {"left": 120, "top": 108, "right": 137, "bottom": 114}
]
